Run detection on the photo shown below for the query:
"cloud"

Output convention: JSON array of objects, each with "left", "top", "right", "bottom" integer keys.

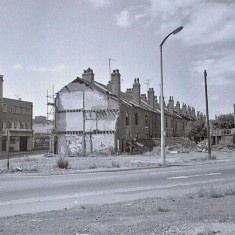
[
  {"left": 27, "top": 65, "right": 69, "bottom": 73},
  {"left": 12, "top": 63, "right": 23, "bottom": 71},
  {"left": 115, "top": 10, "right": 131, "bottom": 28},
  {"left": 192, "top": 54, "right": 235, "bottom": 86},
  {"left": 88, "top": 0, "right": 110, "bottom": 8},
  {"left": 143, "top": 0, "right": 235, "bottom": 46}
]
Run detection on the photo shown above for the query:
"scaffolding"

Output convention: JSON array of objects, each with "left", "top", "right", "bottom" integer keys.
[{"left": 46, "top": 87, "right": 55, "bottom": 153}]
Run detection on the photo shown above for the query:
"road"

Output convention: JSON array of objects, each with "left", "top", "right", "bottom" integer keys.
[{"left": 0, "top": 161, "right": 235, "bottom": 218}]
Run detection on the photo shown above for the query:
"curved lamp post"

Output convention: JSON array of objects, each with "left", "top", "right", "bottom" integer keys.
[{"left": 160, "top": 26, "right": 183, "bottom": 167}]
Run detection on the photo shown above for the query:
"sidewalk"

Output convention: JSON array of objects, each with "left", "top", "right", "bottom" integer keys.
[{"left": 0, "top": 150, "right": 47, "bottom": 160}]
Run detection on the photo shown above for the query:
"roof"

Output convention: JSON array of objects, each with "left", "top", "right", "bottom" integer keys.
[{"left": 59, "top": 76, "right": 195, "bottom": 120}]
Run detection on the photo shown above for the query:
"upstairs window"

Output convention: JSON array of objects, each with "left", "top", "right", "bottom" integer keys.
[
  {"left": 10, "top": 106, "right": 15, "bottom": 113},
  {"left": 145, "top": 115, "right": 148, "bottom": 127},
  {"left": 3, "top": 104, "right": 7, "bottom": 112},
  {"left": 135, "top": 113, "right": 138, "bottom": 125},
  {"left": 126, "top": 113, "right": 129, "bottom": 126}
]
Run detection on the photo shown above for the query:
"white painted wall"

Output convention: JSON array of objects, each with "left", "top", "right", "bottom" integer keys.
[{"left": 56, "top": 85, "right": 120, "bottom": 155}]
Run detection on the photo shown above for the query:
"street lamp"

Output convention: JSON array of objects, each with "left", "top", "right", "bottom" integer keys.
[{"left": 160, "top": 26, "right": 183, "bottom": 167}]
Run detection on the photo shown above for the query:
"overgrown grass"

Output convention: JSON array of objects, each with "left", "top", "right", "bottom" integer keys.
[
  {"left": 156, "top": 205, "right": 169, "bottom": 212},
  {"left": 56, "top": 156, "right": 69, "bottom": 169},
  {"left": 88, "top": 162, "right": 97, "bottom": 169},
  {"left": 197, "top": 185, "right": 235, "bottom": 198},
  {"left": 111, "top": 161, "right": 120, "bottom": 168},
  {"left": 196, "top": 227, "right": 217, "bottom": 235}
]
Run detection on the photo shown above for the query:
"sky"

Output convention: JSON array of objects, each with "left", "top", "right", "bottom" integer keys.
[{"left": 0, "top": 0, "right": 234, "bottom": 119}]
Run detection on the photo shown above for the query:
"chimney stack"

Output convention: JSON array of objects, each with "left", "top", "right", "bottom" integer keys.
[
  {"left": 82, "top": 68, "right": 94, "bottom": 84},
  {"left": 191, "top": 107, "right": 196, "bottom": 118},
  {"left": 110, "top": 69, "right": 121, "bottom": 98},
  {"left": 188, "top": 105, "right": 192, "bottom": 117},
  {"left": 168, "top": 96, "right": 174, "bottom": 114},
  {"left": 181, "top": 103, "right": 187, "bottom": 116},
  {"left": 175, "top": 101, "right": 180, "bottom": 114},
  {"left": 0, "top": 75, "right": 3, "bottom": 98},
  {"left": 148, "top": 88, "right": 154, "bottom": 109},
  {"left": 126, "top": 88, "right": 133, "bottom": 97},
  {"left": 154, "top": 96, "right": 160, "bottom": 110},
  {"left": 133, "top": 78, "right": 140, "bottom": 104},
  {"left": 141, "top": 94, "right": 147, "bottom": 101}
]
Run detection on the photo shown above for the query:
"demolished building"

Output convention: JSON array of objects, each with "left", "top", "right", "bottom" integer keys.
[{"left": 55, "top": 68, "right": 199, "bottom": 156}]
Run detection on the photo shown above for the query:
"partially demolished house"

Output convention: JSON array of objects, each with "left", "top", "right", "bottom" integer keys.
[{"left": 55, "top": 68, "right": 197, "bottom": 156}]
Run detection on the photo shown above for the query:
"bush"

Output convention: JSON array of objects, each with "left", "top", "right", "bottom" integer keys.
[
  {"left": 57, "top": 156, "right": 69, "bottom": 169},
  {"left": 156, "top": 205, "right": 169, "bottom": 212},
  {"left": 88, "top": 162, "right": 97, "bottom": 169},
  {"left": 111, "top": 161, "right": 120, "bottom": 168}
]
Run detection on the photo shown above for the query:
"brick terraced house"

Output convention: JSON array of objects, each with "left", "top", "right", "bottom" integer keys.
[{"left": 55, "top": 68, "right": 199, "bottom": 156}]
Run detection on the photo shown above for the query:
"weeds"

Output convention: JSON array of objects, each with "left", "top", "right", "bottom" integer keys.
[
  {"left": 156, "top": 205, "right": 169, "bottom": 212},
  {"left": 56, "top": 156, "right": 69, "bottom": 169},
  {"left": 111, "top": 161, "right": 120, "bottom": 168},
  {"left": 196, "top": 228, "right": 217, "bottom": 235},
  {"left": 88, "top": 162, "right": 97, "bottom": 169},
  {"left": 211, "top": 154, "right": 217, "bottom": 160},
  {"left": 224, "top": 185, "right": 235, "bottom": 196},
  {"left": 196, "top": 185, "right": 235, "bottom": 198}
]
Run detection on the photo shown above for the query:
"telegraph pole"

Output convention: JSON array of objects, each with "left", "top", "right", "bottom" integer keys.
[
  {"left": 7, "top": 129, "right": 10, "bottom": 170},
  {"left": 82, "top": 91, "right": 86, "bottom": 156},
  {"left": 204, "top": 70, "right": 211, "bottom": 159}
]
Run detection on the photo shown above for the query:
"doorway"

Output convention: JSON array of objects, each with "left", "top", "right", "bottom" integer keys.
[{"left": 20, "top": 137, "right": 28, "bottom": 151}]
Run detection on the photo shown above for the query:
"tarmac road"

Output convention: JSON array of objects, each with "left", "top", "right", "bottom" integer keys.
[{"left": 0, "top": 161, "right": 235, "bottom": 218}]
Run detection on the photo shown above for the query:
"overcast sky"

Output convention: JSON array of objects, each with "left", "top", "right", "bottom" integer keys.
[{"left": 0, "top": 0, "right": 234, "bottom": 118}]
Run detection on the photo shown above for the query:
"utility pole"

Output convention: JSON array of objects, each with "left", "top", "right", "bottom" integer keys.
[
  {"left": 47, "top": 87, "right": 55, "bottom": 153},
  {"left": 204, "top": 70, "right": 211, "bottom": 159},
  {"left": 82, "top": 91, "right": 86, "bottom": 156},
  {"left": 7, "top": 129, "right": 10, "bottom": 170}
]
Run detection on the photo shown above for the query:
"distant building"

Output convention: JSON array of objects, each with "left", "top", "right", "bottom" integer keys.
[
  {"left": 54, "top": 68, "right": 199, "bottom": 156},
  {"left": 33, "top": 116, "right": 53, "bottom": 150},
  {"left": 0, "top": 76, "right": 33, "bottom": 152}
]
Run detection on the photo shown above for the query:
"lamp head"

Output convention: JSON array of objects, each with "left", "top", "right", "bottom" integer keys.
[{"left": 173, "top": 26, "right": 183, "bottom": 35}]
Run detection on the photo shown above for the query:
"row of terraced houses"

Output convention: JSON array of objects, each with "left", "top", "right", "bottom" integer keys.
[
  {"left": 54, "top": 68, "right": 204, "bottom": 156},
  {"left": 2, "top": 68, "right": 233, "bottom": 155}
]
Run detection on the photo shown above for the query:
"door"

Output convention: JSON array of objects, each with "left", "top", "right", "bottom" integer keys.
[
  {"left": 2, "top": 137, "right": 6, "bottom": 151},
  {"left": 20, "top": 137, "right": 28, "bottom": 151}
]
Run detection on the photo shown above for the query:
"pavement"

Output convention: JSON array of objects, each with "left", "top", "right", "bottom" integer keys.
[{"left": 0, "top": 150, "right": 47, "bottom": 160}]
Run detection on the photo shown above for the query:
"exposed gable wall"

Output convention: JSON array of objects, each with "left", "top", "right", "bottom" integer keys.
[{"left": 55, "top": 83, "right": 120, "bottom": 156}]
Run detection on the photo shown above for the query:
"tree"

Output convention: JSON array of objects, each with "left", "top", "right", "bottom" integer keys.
[
  {"left": 212, "top": 113, "right": 234, "bottom": 129},
  {"left": 186, "top": 119, "right": 207, "bottom": 143}
]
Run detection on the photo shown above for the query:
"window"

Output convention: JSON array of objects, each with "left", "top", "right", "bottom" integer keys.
[
  {"left": 20, "top": 122, "right": 25, "bottom": 129},
  {"left": 10, "top": 137, "right": 16, "bottom": 144},
  {"left": 171, "top": 119, "right": 173, "bottom": 128},
  {"left": 22, "top": 107, "right": 26, "bottom": 114},
  {"left": 145, "top": 115, "right": 148, "bottom": 127},
  {"left": 3, "top": 104, "right": 7, "bottom": 112},
  {"left": 25, "top": 122, "right": 30, "bottom": 129},
  {"left": 2, "top": 121, "right": 6, "bottom": 129},
  {"left": 165, "top": 118, "right": 168, "bottom": 128},
  {"left": 14, "top": 121, "right": 17, "bottom": 129},
  {"left": 135, "top": 113, "right": 138, "bottom": 125},
  {"left": 10, "top": 105, "right": 15, "bottom": 113},
  {"left": 126, "top": 113, "right": 129, "bottom": 126},
  {"left": 16, "top": 106, "right": 20, "bottom": 113}
]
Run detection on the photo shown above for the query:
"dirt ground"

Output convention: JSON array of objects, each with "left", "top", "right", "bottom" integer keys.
[
  {"left": 0, "top": 187, "right": 235, "bottom": 235},
  {"left": 0, "top": 148, "right": 235, "bottom": 234},
  {"left": 0, "top": 147, "right": 235, "bottom": 175}
]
